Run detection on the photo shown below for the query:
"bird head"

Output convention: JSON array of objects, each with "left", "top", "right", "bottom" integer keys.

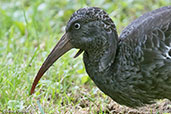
[{"left": 30, "top": 7, "right": 118, "bottom": 94}]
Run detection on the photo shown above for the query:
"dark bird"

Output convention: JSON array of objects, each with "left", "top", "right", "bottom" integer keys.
[{"left": 31, "top": 6, "right": 171, "bottom": 107}]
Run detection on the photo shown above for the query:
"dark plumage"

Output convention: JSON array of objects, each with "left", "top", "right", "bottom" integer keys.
[{"left": 31, "top": 6, "right": 171, "bottom": 107}]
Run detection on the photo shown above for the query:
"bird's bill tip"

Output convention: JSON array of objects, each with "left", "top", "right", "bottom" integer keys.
[{"left": 30, "top": 33, "right": 73, "bottom": 95}]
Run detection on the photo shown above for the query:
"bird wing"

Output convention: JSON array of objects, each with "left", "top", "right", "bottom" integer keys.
[{"left": 119, "top": 6, "right": 171, "bottom": 99}]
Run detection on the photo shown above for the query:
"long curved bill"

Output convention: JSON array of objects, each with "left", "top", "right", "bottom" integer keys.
[{"left": 30, "top": 33, "right": 73, "bottom": 95}]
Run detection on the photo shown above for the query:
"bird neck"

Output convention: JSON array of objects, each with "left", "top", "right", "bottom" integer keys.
[
  {"left": 83, "top": 34, "right": 118, "bottom": 73},
  {"left": 84, "top": 47, "right": 109, "bottom": 72}
]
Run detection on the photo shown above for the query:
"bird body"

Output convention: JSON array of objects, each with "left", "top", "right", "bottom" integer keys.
[{"left": 31, "top": 6, "right": 171, "bottom": 107}]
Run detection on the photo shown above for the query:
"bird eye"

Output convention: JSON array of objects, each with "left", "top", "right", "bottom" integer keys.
[{"left": 74, "top": 23, "right": 80, "bottom": 29}]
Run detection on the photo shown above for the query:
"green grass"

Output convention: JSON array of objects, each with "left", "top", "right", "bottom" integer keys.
[{"left": 0, "top": 0, "right": 171, "bottom": 113}]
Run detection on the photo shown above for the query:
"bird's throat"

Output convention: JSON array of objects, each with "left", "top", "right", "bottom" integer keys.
[{"left": 83, "top": 42, "right": 117, "bottom": 73}]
